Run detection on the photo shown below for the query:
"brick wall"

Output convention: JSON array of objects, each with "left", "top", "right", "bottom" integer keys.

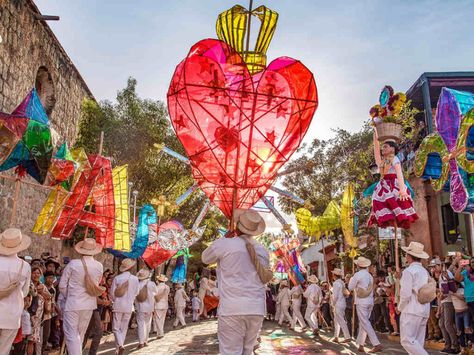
[{"left": 0, "top": 0, "right": 93, "bottom": 258}]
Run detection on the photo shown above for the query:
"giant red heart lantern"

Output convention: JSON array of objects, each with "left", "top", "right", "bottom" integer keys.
[{"left": 168, "top": 39, "right": 318, "bottom": 218}]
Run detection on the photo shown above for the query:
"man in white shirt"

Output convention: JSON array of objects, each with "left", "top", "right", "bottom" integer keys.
[
  {"left": 173, "top": 283, "right": 189, "bottom": 327},
  {"left": 277, "top": 280, "right": 291, "bottom": 326},
  {"left": 59, "top": 238, "right": 103, "bottom": 355},
  {"left": 135, "top": 268, "right": 157, "bottom": 349},
  {"left": 290, "top": 283, "right": 306, "bottom": 330},
  {"left": 0, "top": 228, "right": 31, "bottom": 355},
  {"left": 153, "top": 274, "right": 170, "bottom": 337},
  {"left": 348, "top": 257, "right": 382, "bottom": 353},
  {"left": 303, "top": 275, "right": 322, "bottom": 335},
  {"left": 110, "top": 258, "right": 139, "bottom": 354},
  {"left": 399, "top": 242, "right": 430, "bottom": 355},
  {"left": 331, "top": 268, "right": 351, "bottom": 343},
  {"left": 202, "top": 209, "right": 269, "bottom": 355}
]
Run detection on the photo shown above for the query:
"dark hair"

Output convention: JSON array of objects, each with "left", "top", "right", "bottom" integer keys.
[
  {"left": 383, "top": 140, "right": 399, "bottom": 155},
  {"left": 44, "top": 271, "right": 55, "bottom": 278},
  {"left": 31, "top": 266, "right": 43, "bottom": 275}
]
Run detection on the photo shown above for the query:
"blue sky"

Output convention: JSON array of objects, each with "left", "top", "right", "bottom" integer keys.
[
  {"left": 35, "top": 0, "right": 474, "bottom": 230},
  {"left": 36, "top": 0, "right": 474, "bottom": 141}
]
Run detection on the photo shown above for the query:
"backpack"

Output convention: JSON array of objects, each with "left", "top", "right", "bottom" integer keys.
[
  {"left": 416, "top": 277, "right": 437, "bottom": 304},
  {"left": 136, "top": 281, "right": 148, "bottom": 302},
  {"left": 81, "top": 258, "right": 105, "bottom": 297},
  {"left": 355, "top": 280, "right": 373, "bottom": 299},
  {"left": 114, "top": 278, "right": 130, "bottom": 298}
]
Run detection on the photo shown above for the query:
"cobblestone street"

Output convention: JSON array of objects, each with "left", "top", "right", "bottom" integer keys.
[{"left": 95, "top": 317, "right": 441, "bottom": 355}]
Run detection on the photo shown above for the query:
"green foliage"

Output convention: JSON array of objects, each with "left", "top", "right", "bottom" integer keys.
[
  {"left": 280, "top": 125, "right": 374, "bottom": 216},
  {"left": 75, "top": 77, "right": 226, "bottom": 242}
]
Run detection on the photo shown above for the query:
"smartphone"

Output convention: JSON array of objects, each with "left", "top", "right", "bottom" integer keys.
[{"left": 460, "top": 259, "right": 470, "bottom": 267}]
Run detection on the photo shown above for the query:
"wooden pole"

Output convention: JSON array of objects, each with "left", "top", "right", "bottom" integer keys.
[
  {"left": 9, "top": 178, "right": 21, "bottom": 227},
  {"left": 375, "top": 228, "right": 381, "bottom": 266},
  {"left": 394, "top": 224, "right": 400, "bottom": 272},
  {"left": 351, "top": 258, "right": 356, "bottom": 336},
  {"left": 321, "top": 236, "right": 328, "bottom": 282}
]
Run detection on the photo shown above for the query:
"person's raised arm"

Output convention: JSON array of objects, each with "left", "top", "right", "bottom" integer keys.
[
  {"left": 202, "top": 242, "right": 218, "bottom": 265},
  {"left": 373, "top": 129, "right": 382, "bottom": 166}
]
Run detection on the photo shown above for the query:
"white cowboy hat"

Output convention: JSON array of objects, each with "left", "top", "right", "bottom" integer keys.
[
  {"left": 354, "top": 257, "right": 371, "bottom": 268},
  {"left": 137, "top": 268, "right": 151, "bottom": 280},
  {"left": 0, "top": 228, "right": 31, "bottom": 256},
  {"left": 233, "top": 209, "right": 266, "bottom": 236},
  {"left": 119, "top": 258, "right": 136, "bottom": 272},
  {"left": 402, "top": 241, "right": 430, "bottom": 259},
  {"left": 156, "top": 274, "right": 168, "bottom": 282},
  {"left": 307, "top": 275, "right": 319, "bottom": 284},
  {"left": 74, "top": 238, "right": 102, "bottom": 256},
  {"left": 332, "top": 268, "right": 344, "bottom": 277}
]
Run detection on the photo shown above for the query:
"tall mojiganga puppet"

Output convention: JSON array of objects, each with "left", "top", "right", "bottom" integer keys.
[{"left": 368, "top": 86, "right": 418, "bottom": 229}]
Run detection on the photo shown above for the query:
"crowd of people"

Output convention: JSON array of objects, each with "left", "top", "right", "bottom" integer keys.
[
  {"left": 0, "top": 229, "right": 220, "bottom": 355},
  {"left": 3, "top": 209, "right": 474, "bottom": 355}
]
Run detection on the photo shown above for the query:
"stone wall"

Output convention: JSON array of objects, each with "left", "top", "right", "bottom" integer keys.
[{"left": 0, "top": 0, "right": 93, "bottom": 258}]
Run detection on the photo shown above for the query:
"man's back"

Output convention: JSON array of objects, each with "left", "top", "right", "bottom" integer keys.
[
  {"left": 59, "top": 256, "right": 103, "bottom": 312},
  {"left": 202, "top": 236, "right": 269, "bottom": 316}
]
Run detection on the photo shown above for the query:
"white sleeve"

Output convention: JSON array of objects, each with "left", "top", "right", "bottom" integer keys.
[{"left": 202, "top": 242, "right": 219, "bottom": 265}]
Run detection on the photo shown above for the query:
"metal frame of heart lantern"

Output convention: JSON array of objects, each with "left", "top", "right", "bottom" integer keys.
[
  {"left": 414, "top": 87, "right": 474, "bottom": 213},
  {"left": 167, "top": 4, "right": 318, "bottom": 221}
]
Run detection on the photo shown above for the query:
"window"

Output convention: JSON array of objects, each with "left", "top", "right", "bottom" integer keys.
[
  {"left": 441, "top": 203, "right": 460, "bottom": 244},
  {"left": 35, "top": 66, "right": 56, "bottom": 115}
]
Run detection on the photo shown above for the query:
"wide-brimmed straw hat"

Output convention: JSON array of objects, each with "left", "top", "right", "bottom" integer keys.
[
  {"left": 137, "top": 268, "right": 151, "bottom": 280},
  {"left": 402, "top": 242, "right": 430, "bottom": 259},
  {"left": 355, "top": 257, "right": 371, "bottom": 268},
  {"left": 307, "top": 275, "right": 319, "bottom": 284},
  {"left": 74, "top": 238, "right": 102, "bottom": 256},
  {"left": 270, "top": 277, "right": 280, "bottom": 285},
  {"left": 119, "top": 258, "right": 136, "bottom": 272},
  {"left": 0, "top": 228, "right": 31, "bottom": 256},
  {"left": 332, "top": 268, "right": 344, "bottom": 276},
  {"left": 233, "top": 209, "right": 266, "bottom": 236},
  {"left": 156, "top": 274, "right": 168, "bottom": 282}
]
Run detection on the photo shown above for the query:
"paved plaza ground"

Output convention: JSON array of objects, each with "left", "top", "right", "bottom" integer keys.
[{"left": 95, "top": 317, "right": 442, "bottom": 354}]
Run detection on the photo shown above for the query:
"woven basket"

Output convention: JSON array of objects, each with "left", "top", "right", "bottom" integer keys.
[{"left": 376, "top": 122, "right": 402, "bottom": 142}]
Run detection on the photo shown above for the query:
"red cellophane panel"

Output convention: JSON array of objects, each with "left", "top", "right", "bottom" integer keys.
[
  {"left": 167, "top": 39, "right": 318, "bottom": 217},
  {"left": 51, "top": 155, "right": 115, "bottom": 248}
]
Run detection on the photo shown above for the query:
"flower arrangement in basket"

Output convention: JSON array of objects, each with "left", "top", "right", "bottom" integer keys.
[{"left": 370, "top": 85, "right": 419, "bottom": 143}]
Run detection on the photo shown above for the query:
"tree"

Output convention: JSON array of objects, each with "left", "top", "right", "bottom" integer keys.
[
  {"left": 76, "top": 78, "right": 226, "bottom": 242},
  {"left": 280, "top": 125, "right": 374, "bottom": 218}
]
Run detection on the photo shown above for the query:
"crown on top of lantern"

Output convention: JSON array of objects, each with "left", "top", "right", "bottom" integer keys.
[{"left": 216, "top": 5, "right": 278, "bottom": 74}]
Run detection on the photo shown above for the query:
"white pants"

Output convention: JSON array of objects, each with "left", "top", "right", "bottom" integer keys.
[
  {"left": 153, "top": 309, "right": 167, "bottom": 336},
  {"left": 334, "top": 305, "right": 350, "bottom": 340},
  {"left": 291, "top": 300, "right": 306, "bottom": 328},
  {"left": 400, "top": 312, "right": 428, "bottom": 355},
  {"left": 113, "top": 312, "right": 132, "bottom": 348},
  {"left": 193, "top": 309, "right": 200, "bottom": 321},
  {"left": 278, "top": 303, "right": 292, "bottom": 325},
  {"left": 137, "top": 312, "right": 153, "bottom": 345},
  {"left": 198, "top": 291, "right": 206, "bottom": 316},
  {"left": 0, "top": 328, "right": 18, "bottom": 355},
  {"left": 173, "top": 306, "right": 186, "bottom": 327},
  {"left": 275, "top": 303, "right": 281, "bottom": 322},
  {"left": 218, "top": 315, "right": 263, "bottom": 355},
  {"left": 304, "top": 306, "right": 319, "bottom": 331},
  {"left": 63, "top": 310, "right": 93, "bottom": 355},
  {"left": 356, "top": 304, "right": 380, "bottom": 347}
]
